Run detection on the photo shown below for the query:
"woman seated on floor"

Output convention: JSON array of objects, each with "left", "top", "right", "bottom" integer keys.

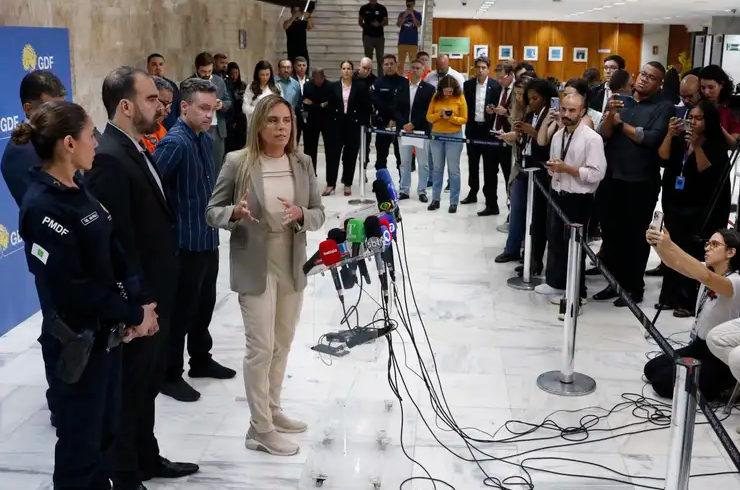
[{"left": 643, "top": 227, "right": 740, "bottom": 400}]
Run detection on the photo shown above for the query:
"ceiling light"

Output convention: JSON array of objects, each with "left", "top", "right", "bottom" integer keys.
[
  {"left": 663, "top": 16, "right": 672, "bottom": 19},
  {"left": 626, "top": 0, "right": 638, "bottom": 2},
  {"left": 593, "top": 7, "right": 603, "bottom": 10},
  {"left": 603, "top": 5, "right": 612, "bottom": 8},
  {"left": 576, "top": 11, "right": 585, "bottom": 14},
  {"left": 613, "top": 1, "right": 625, "bottom": 4}
]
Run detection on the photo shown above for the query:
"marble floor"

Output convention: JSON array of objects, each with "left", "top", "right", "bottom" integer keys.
[{"left": 1, "top": 149, "right": 740, "bottom": 490}]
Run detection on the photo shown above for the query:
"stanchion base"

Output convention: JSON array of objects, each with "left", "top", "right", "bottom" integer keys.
[
  {"left": 537, "top": 371, "right": 597, "bottom": 396},
  {"left": 496, "top": 223, "right": 509, "bottom": 233},
  {"left": 348, "top": 198, "right": 375, "bottom": 206},
  {"left": 507, "top": 275, "right": 542, "bottom": 290}
]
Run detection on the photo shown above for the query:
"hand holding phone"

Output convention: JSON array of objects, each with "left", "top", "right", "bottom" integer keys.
[
  {"left": 649, "top": 210, "right": 664, "bottom": 231},
  {"left": 550, "top": 97, "right": 560, "bottom": 111}
]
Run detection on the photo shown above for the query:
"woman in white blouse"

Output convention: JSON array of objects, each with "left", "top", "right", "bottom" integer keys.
[{"left": 243, "top": 61, "right": 283, "bottom": 126}]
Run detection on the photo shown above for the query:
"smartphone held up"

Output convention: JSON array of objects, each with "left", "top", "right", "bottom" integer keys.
[{"left": 650, "top": 211, "right": 664, "bottom": 231}]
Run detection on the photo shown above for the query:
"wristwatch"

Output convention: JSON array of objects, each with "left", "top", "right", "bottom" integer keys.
[{"left": 635, "top": 126, "right": 645, "bottom": 142}]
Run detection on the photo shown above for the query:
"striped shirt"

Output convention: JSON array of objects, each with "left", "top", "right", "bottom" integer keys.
[{"left": 153, "top": 119, "right": 219, "bottom": 251}]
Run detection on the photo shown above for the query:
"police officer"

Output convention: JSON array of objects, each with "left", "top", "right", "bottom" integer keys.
[
  {"left": 370, "top": 54, "right": 407, "bottom": 171},
  {"left": 13, "top": 100, "right": 158, "bottom": 490}
]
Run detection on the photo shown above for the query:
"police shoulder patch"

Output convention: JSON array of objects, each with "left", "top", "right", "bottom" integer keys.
[{"left": 31, "top": 243, "right": 49, "bottom": 264}]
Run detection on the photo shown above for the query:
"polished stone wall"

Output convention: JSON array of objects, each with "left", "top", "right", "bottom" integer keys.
[{"left": 0, "top": 0, "right": 284, "bottom": 126}]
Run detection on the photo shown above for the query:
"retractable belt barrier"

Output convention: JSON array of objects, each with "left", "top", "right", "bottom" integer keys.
[
  {"left": 367, "top": 127, "right": 506, "bottom": 147},
  {"left": 530, "top": 175, "right": 740, "bottom": 480}
]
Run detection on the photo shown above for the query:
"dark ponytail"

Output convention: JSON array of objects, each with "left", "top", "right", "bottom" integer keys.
[{"left": 10, "top": 100, "right": 88, "bottom": 161}]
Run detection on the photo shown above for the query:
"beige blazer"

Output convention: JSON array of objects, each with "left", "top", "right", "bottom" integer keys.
[{"left": 205, "top": 151, "right": 325, "bottom": 295}]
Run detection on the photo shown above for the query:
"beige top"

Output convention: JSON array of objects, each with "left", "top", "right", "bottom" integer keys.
[{"left": 261, "top": 154, "right": 295, "bottom": 232}]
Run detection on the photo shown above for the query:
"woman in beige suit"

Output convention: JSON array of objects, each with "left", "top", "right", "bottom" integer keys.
[{"left": 206, "top": 94, "right": 325, "bottom": 456}]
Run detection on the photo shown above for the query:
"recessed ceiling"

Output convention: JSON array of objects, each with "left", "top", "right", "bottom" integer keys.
[{"left": 433, "top": 0, "right": 738, "bottom": 25}]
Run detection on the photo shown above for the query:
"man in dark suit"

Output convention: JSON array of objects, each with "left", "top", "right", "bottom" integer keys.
[
  {"left": 393, "top": 58, "right": 434, "bottom": 202},
  {"left": 85, "top": 66, "right": 198, "bottom": 490},
  {"left": 293, "top": 56, "right": 310, "bottom": 145},
  {"left": 462, "top": 56, "right": 502, "bottom": 215},
  {"left": 589, "top": 54, "right": 625, "bottom": 113},
  {"left": 1, "top": 70, "right": 67, "bottom": 428},
  {"left": 146, "top": 53, "right": 181, "bottom": 130},
  {"left": 187, "top": 52, "right": 232, "bottom": 176}
]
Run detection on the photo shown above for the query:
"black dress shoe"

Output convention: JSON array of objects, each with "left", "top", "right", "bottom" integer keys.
[
  {"left": 515, "top": 263, "right": 543, "bottom": 277},
  {"left": 399, "top": 192, "right": 410, "bottom": 200},
  {"left": 593, "top": 286, "right": 619, "bottom": 301},
  {"left": 161, "top": 377, "right": 201, "bottom": 402},
  {"left": 113, "top": 484, "right": 147, "bottom": 490},
  {"left": 495, "top": 252, "right": 520, "bottom": 263},
  {"left": 654, "top": 302, "right": 676, "bottom": 310},
  {"left": 419, "top": 194, "right": 428, "bottom": 203},
  {"left": 460, "top": 194, "right": 478, "bottom": 204},
  {"left": 614, "top": 292, "right": 643, "bottom": 307},
  {"left": 50, "top": 413, "right": 58, "bottom": 428},
  {"left": 427, "top": 200, "right": 440, "bottom": 211},
  {"left": 448, "top": 204, "right": 458, "bottom": 214},
  {"left": 477, "top": 205, "right": 500, "bottom": 216},
  {"left": 144, "top": 457, "right": 199, "bottom": 480},
  {"left": 645, "top": 264, "right": 665, "bottom": 277},
  {"left": 189, "top": 359, "right": 236, "bottom": 379}
]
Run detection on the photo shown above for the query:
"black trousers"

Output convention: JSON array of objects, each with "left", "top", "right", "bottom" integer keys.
[
  {"left": 600, "top": 179, "right": 659, "bottom": 294},
  {"left": 644, "top": 339, "right": 735, "bottom": 401},
  {"left": 47, "top": 336, "right": 121, "bottom": 490},
  {"left": 329, "top": 117, "right": 360, "bottom": 187},
  {"left": 166, "top": 250, "right": 217, "bottom": 382},
  {"left": 109, "top": 273, "right": 177, "bottom": 486},
  {"left": 304, "top": 121, "right": 338, "bottom": 176},
  {"left": 465, "top": 124, "right": 497, "bottom": 205},
  {"left": 530, "top": 168, "right": 550, "bottom": 267},
  {"left": 491, "top": 145, "right": 512, "bottom": 198},
  {"left": 659, "top": 204, "right": 704, "bottom": 311},
  {"left": 545, "top": 191, "right": 593, "bottom": 298},
  {"left": 375, "top": 131, "right": 400, "bottom": 170}
]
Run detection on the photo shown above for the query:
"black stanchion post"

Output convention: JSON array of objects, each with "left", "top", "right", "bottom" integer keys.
[
  {"left": 349, "top": 125, "right": 375, "bottom": 206},
  {"left": 507, "top": 168, "right": 542, "bottom": 290},
  {"left": 665, "top": 358, "right": 701, "bottom": 490},
  {"left": 537, "top": 223, "right": 596, "bottom": 396}
]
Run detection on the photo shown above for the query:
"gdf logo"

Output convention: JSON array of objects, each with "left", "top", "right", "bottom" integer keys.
[
  {"left": 22, "top": 44, "right": 54, "bottom": 72},
  {"left": 0, "top": 224, "right": 24, "bottom": 258}
]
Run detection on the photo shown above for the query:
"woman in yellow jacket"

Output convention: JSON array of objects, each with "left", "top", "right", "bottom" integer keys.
[{"left": 426, "top": 75, "right": 468, "bottom": 213}]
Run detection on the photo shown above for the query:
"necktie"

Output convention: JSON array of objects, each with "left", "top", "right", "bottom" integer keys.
[{"left": 495, "top": 88, "right": 509, "bottom": 131}]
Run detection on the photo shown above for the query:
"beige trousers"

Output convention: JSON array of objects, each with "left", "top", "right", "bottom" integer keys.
[
  {"left": 238, "top": 231, "right": 303, "bottom": 433},
  {"left": 706, "top": 319, "right": 740, "bottom": 382}
]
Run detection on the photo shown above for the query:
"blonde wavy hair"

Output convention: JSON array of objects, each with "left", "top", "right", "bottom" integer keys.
[{"left": 235, "top": 94, "right": 297, "bottom": 198}]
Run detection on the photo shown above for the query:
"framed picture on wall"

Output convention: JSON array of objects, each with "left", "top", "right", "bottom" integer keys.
[
  {"left": 573, "top": 47, "right": 588, "bottom": 62},
  {"left": 431, "top": 44, "right": 438, "bottom": 58},
  {"left": 498, "top": 45, "right": 513, "bottom": 60},
  {"left": 523, "top": 46, "right": 538, "bottom": 61},
  {"left": 474, "top": 45, "right": 489, "bottom": 58},
  {"left": 548, "top": 46, "right": 563, "bottom": 62}
]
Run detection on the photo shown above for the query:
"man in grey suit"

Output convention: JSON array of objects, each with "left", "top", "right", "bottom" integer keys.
[{"left": 188, "top": 52, "right": 232, "bottom": 176}]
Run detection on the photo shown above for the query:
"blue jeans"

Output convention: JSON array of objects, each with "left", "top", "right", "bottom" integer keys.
[
  {"left": 400, "top": 140, "right": 429, "bottom": 196},
  {"left": 430, "top": 132, "right": 463, "bottom": 204},
  {"left": 505, "top": 172, "right": 527, "bottom": 256},
  {"left": 427, "top": 144, "right": 434, "bottom": 185}
]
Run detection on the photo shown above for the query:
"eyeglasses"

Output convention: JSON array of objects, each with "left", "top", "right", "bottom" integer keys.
[
  {"left": 705, "top": 240, "right": 727, "bottom": 250},
  {"left": 638, "top": 71, "right": 661, "bottom": 83},
  {"left": 159, "top": 99, "right": 172, "bottom": 109},
  {"left": 603, "top": 65, "right": 618, "bottom": 72}
]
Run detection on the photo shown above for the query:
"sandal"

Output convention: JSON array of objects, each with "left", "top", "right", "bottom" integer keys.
[
  {"left": 321, "top": 187, "right": 336, "bottom": 197},
  {"left": 344, "top": 186, "right": 352, "bottom": 196}
]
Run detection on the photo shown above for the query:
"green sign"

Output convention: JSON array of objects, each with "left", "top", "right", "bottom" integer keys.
[{"left": 438, "top": 37, "right": 470, "bottom": 55}]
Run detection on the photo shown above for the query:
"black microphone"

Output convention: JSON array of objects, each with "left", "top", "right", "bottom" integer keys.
[
  {"left": 372, "top": 179, "right": 394, "bottom": 213},
  {"left": 302, "top": 249, "right": 322, "bottom": 275},
  {"left": 364, "top": 216, "right": 388, "bottom": 298},
  {"left": 328, "top": 228, "right": 356, "bottom": 289},
  {"left": 344, "top": 218, "right": 371, "bottom": 285}
]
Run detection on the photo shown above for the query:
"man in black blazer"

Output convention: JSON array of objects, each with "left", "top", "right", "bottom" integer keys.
[
  {"left": 462, "top": 56, "right": 502, "bottom": 216},
  {"left": 85, "top": 66, "right": 198, "bottom": 490},
  {"left": 589, "top": 54, "right": 625, "bottom": 113},
  {"left": 393, "top": 58, "right": 435, "bottom": 202}
]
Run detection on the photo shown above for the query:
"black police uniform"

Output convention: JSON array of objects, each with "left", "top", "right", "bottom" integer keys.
[
  {"left": 19, "top": 168, "right": 146, "bottom": 490},
  {"left": 370, "top": 73, "right": 407, "bottom": 171}
]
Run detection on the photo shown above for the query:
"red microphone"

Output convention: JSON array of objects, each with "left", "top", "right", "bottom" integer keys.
[
  {"left": 319, "top": 239, "right": 341, "bottom": 267},
  {"left": 319, "top": 239, "right": 344, "bottom": 302}
]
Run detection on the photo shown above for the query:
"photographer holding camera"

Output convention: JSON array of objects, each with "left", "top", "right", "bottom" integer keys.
[
  {"left": 644, "top": 226, "right": 740, "bottom": 400},
  {"left": 657, "top": 101, "right": 731, "bottom": 317}
]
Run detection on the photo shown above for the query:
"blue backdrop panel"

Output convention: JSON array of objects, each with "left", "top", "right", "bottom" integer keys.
[{"left": 0, "top": 27, "right": 72, "bottom": 336}]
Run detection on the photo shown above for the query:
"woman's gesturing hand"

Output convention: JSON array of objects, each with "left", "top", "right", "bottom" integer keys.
[
  {"left": 278, "top": 197, "right": 304, "bottom": 225},
  {"left": 231, "top": 189, "right": 258, "bottom": 222}
]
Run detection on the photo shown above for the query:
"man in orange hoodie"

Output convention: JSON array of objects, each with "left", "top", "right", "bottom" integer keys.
[{"left": 142, "top": 76, "right": 173, "bottom": 153}]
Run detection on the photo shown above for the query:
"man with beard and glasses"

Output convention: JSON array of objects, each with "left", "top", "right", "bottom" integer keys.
[
  {"left": 535, "top": 93, "right": 606, "bottom": 311},
  {"left": 86, "top": 66, "right": 199, "bottom": 490},
  {"left": 154, "top": 78, "right": 236, "bottom": 404}
]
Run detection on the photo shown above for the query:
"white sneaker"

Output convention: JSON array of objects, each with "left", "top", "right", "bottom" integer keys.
[
  {"left": 558, "top": 298, "right": 586, "bottom": 321},
  {"left": 245, "top": 425, "right": 300, "bottom": 456},
  {"left": 535, "top": 283, "right": 565, "bottom": 296}
]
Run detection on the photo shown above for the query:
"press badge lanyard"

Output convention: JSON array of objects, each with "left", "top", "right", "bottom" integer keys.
[
  {"left": 675, "top": 141, "right": 691, "bottom": 190},
  {"left": 561, "top": 128, "right": 575, "bottom": 161}
]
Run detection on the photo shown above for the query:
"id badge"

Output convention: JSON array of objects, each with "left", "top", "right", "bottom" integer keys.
[{"left": 675, "top": 176, "right": 685, "bottom": 190}]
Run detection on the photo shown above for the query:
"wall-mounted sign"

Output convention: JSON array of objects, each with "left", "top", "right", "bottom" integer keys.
[
  {"left": 597, "top": 48, "right": 611, "bottom": 54},
  {"left": 438, "top": 37, "right": 470, "bottom": 55},
  {"left": 728, "top": 43, "right": 740, "bottom": 51}
]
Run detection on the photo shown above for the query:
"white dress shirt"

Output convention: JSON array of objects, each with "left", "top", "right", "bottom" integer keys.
[
  {"left": 107, "top": 122, "right": 166, "bottom": 199},
  {"left": 549, "top": 122, "right": 607, "bottom": 194},
  {"left": 600, "top": 83, "right": 611, "bottom": 114},
  {"left": 408, "top": 80, "right": 420, "bottom": 121},
  {"left": 474, "top": 79, "right": 487, "bottom": 123}
]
